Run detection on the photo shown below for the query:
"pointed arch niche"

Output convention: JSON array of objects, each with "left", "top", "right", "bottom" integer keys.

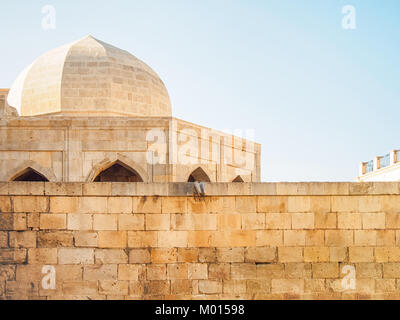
[
  {"left": 187, "top": 167, "right": 211, "bottom": 182},
  {"left": 11, "top": 167, "right": 49, "bottom": 182},
  {"left": 93, "top": 160, "right": 144, "bottom": 182}
]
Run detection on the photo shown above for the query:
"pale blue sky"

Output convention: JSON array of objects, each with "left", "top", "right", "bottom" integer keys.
[{"left": 0, "top": 0, "right": 399, "bottom": 181}]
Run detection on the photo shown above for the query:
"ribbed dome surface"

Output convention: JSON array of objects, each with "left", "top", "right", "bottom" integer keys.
[{"left": 7, "top": 36, "right": 172, "bottom": 117}]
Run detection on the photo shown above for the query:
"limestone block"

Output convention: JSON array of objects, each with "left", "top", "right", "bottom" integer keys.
[
  {"left": 216, "top": 248, "right": 244, "bottom": 263},
  {"left": 40, "top": 214, "right": 66, "bottom": 230},
  {"left": 84, "top": 264, "right": 117, "bottom": 281},
  {"left": 145, "top": 214, "right": 170, "bottom": 231},
  {"left": 198, "top": 280, "right": 222, "bottom": 294},
  {"left": 291, "top": 213, "right": 314, "bottom": 229},
  {"left": 265, "top": 213, "right": 291, "bottom": 230},
  {"left": 157, "top": 231, "right": 187, "bottom": 248},
  {"left": 74, "top": 232, "right": 98, "bottom": 247},
  {"left": 177, "top": 248, "right": 198, "bottom": 263},
  {"left": 271, "top": 279, "right": 304, "bottom": 294},
  {"left": 50, "top": 197, "right": 79, "bottom": 214},
  {"left": 93, "top": 214, "right": 117, "bottom": 230},
  {"left": 94, "top": 249, "right": 128, "bottom": 264},
  {"left": 58, "top": 248, "right": 94, "bottom": 264},
  {"left": 147, "top": 264, "right": 166, "bottom": 280},
  {"left": 278, "top": 247, "right": 303, "bottom": 263},
  {"left": 257, "top": 196, "right": 288, "bottom": 213},
  {"left": 107, "top": 197, "right": 132, "bottom": 214},
  {"left": 118, "top": 264, "right": 139, "bottom": 281},
  {"left": 98, "top": 231, "right": 127, "bottom": 248},
  {"left": 285, "top": 263, "right": 312, "bottom": 279},
  {"left": 67, "top": 214, "right": 93, "bottom": 230},
  {"left": 13, "top": 196, "right": 48, "bottom": 213},
  {"left": 231, "top": 264, "right": 257, "bottom": 280},
  {"left": 256, "top": 230, "right": 283, "bottom": 247},
  {"left": 362, "top": 212, "right": 385, "bottom": 230},
  {"left": 349, "top": 247, "right": 374, "bottom": 263},
  {"left": 118, "top": 214, "right": 144, "bottom": 231},
  {"left": 244, "top": 247, "right": 276, "bottom": 263},
  {"left": 127, "top": 231, "right": 157, "bottom": 247},
  {"left": 338, "top": 213, "right": 362, "bottom": 229},
  {"left": 28, "top": 248, "right": 57, "bottom": 264},
  {"left": 304, "top": 247, "right": 329, "bottom": 263},
  {"left": 8, "top": 231, "right": 36, "bottom": 248},
  {"left": 188, "top": 263, "right": 208, "bottom": 280}
]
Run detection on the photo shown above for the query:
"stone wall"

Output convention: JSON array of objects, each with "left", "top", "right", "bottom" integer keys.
[{"left": 1, "top": 182, "right": 400, "bottom": 300}]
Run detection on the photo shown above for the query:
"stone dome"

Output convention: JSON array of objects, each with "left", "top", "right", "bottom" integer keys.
[{"left": 7, "top": 36, "right": 172, "bottom": 117}]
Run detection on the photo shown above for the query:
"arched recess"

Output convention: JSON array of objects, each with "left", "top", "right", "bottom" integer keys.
[
  {"left": 232, "top": 175, "right": 244, "bottom": 183},
  {"left": 186, "top": 166, "right": 212, "bottom": 182},
  {"left": 87, "top": 155, "right": 149, "bottom": 183},
  {"left": 7, "top": 161, "right": 57, "bottom": 182}
]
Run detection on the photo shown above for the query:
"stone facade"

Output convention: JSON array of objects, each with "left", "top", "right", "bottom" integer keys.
[
  {"left": 1, "top": 181, "right": 400, "bottom": 300},
  {"left": 0, "top": 116, "right": 260, "bottom": 183}
]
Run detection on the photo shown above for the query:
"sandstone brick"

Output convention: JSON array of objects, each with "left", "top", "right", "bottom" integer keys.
[
  {"left": 211, "top": 230, "right": 256, "bottom": 247},
  {"left": 0, "top": 196, "right": 11, "bottom": 212},
  {"left": 216, "top": 248, "right": 244, "bottom": 263},
  {"left": 278, "top": 247, "right": 303, "bottom": 262},
  {"left": 38, "top": 231, "right": 73, "bottom": 247},
  {"left": 349, "top": 247, "right": 374, "bottom": 263},
  {"left": 78, "top": 197, "right": 107, "bottom": 214},
  {"left": 386, "top": 213, "right": 400, "bottom": 229},
  {"left": 161, "top": 197, "right": 187, "bottom": 213},
  {"left": 0, "top": 265, "right": 16, "bottom": 281},
  {"left": 40, "top": 214, "right": 66, "bottom": 230},
  {"left": 231, "top": 263, "right": 257, "bottom": 280},
  {"left": 45, "top": 183, "right": 82, "bottom": 196},
  {"left": 147, "top": 264, "right": 167, "bottom": 280},
  {"left": 376, "top": 279, "right": 396, "bottom": 293},
  {"left": 337, "top": 212, "right": 361, "bottom": 229},
  {"left": 256, "top": 264, "right": 285, "bottom": 278},
  {"left": 383, "top": 263, "right": 400, "bottom": 278},
  {"left": 358, "top": 196, "right": 382, "bottom": 212},
  {"left": 67, "top": 214, "right": 93, "bottom": 230},
  {"left": 223, "top": 280, "right": 247, "bottom": 294},
  {"left": 198, "top": 280, "right": 222, "bottom": 294},
  {"left": 0, "top": 231, "right": 7, "bottom": 248},
  {"left": 0, "top": 249, "right": 26, "bottom": 264},
  {"left": 27, "top": 213, "right": 40, "bottom": 229},
  {"left": 304, "top": 247, "right": 329, "bottom": 262},
  {"left": 356, "top": 263, "right": 382, "bottom": 278},
  {"left": 98, "top": 231, "right": 127, "bottom": 248},
  {"left": 354, "top": 230, "right": 376, "bottom": 246},
  {"left": 151, "top": 248, "right": 177, "bottom": 263},
  {"left": 63, "top": 281, "right": 98, "bottom": 296},
  {"left": 95, "top": 249, "right": 128, "bottom": 264},
  {"left": 172, "top": 214, "right": 217, "bottom": 230},
  {"left": 284, "top": 230, "right": 305, "bottom": 246},
  {"left": 118, "top": 214, "right": 144, "bottom": 230},
  {"left": 143, "top": 280, "right": 170, "bottom": 295},
  {"left": 58, "top": 248, "right": 94, "bottom": 264},
  {"left": 199, "top": 248, "right": 216, "bottom": 263},
  {"left": 157, "top": 231, "right": 187, "bottom": 248},
  {"left": 84, "top": 264, "right": 117, "bottom": 280},
  {"left": 187, "top": 231, "right": 212, "bottom": 247},
  {"left": 330, "top": 247, "right": 347, "bottom": 262},
  {"left": 325, "top": 230, "right": 353, "bottom": 246},
  {"left": 375, "top": 247, "right": 400, "bottom": 263},
  {"left": 285, "top": 263, "right": 312, "bottom": 279},
  {"left": 287, "top": 196, "right": 310, "bottom": 212},
  {"left": 50, "top": 197, "right": 79, "bottom": 214},
  {"left": 257, "top": 196, "right": 288, "bottom": 213},
  {"left": 13, "top": 214, "right": 27, "bottom": 231},
  {"left": 312, "top": 263, "right": 339, "bottom": 278},
  {"left": 133, "top": 197, "right": 162, "bottom": 214},
  {"left": 171, "top": 280, "right": 192, "bottom": 295},
  {"left": 128, "top": 231, "right": 157, "bottom": 247},
  {"left": 128, "top": 280, "right": 144, "bottom": 297},
  {"left": 362, "top": 212, "right": 385, "bottom": 230},
  {"left": 304, "top": 279, "right": 325, "bottom": 293},
  {"left": 271, "top": 279, "right": 304, "bottom": 294},
  {"left": 331, "top": 196, "right": 358, "bottom": 212},
  {"left": 13, "top": 196, "right": 48, "bottom": 213},
  {"left": 83, "top": 183, "right": 111, "bottom": 196},
  {"left": 208, "top": 263, "right": 230, "bottom": 280},
  {"left": 216, "top": 214, "right": 241, "bottom": 230},
  {"left": 28, "top": 248, "right": 57, "bottom": 264},
  {"left": 167, "top": 264, "right": 188, "bottom": 279},
  {"left": 0, "top": 215, "right": 16, "bottom": 233},
  {"left": 107, "top": 197, "right": 132, "bottom": 214},
  {"left": 242, "top": 214, "right": 265, "bottom": 230},
  {"left": 315, "top": 212, "right": 337, "bottom": 229},
  {"left": 235, "top": 196, "right": 256, "bottom": 213},
  {"left": 129, "top": 248, "right": 151, "bottom": 264},
  {"left": 188, "top": 263, "right": 208, "bottom": 280},
  {"left": 74, "top": 231, "right": 98, "bottom": 247},
  {"left": 93, "top": 214, "right": 117, "bottom": 231},
  {"left": 245, "top": 247, "right": 276, "bottom": 263},
  {"left": 305, "top": 230, "right": 324, "bottom": 246},
  {"left": 291, "top": 213, "right": 314, "bottom": 229},
  {"left": 256, "top": 230, "right": 283, "bottom": 247},
  {"left": 377, "top": 230, "right": 395, "bottom": 246},
  {"left": 55, "top": 265, "right": 83, "bottom": 281},
  {"left": 177, "top": 248, "right": 198, "bottom": 263},
  {"left": 247, "top": 279, "right": 271, "bottom": 294},
  {"left": 265, "top": 213, "right": 291, "bottom": 229},
  {"left": 146, "top": 214, "right": 170, "bottom": 231},
  {"left": 6, "top": 281, "right": 39, "bottom": 299},
  {"left": 9, "top": 231, "right": 36, "bottom": 248}
]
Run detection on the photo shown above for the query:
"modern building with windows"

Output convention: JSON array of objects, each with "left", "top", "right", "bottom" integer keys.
[
  {"left": 0, "top": 36, "right": 261, "bottom": 183},
  {"left": 357, "top": 149, "right": 400, "bottom": 181}
]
